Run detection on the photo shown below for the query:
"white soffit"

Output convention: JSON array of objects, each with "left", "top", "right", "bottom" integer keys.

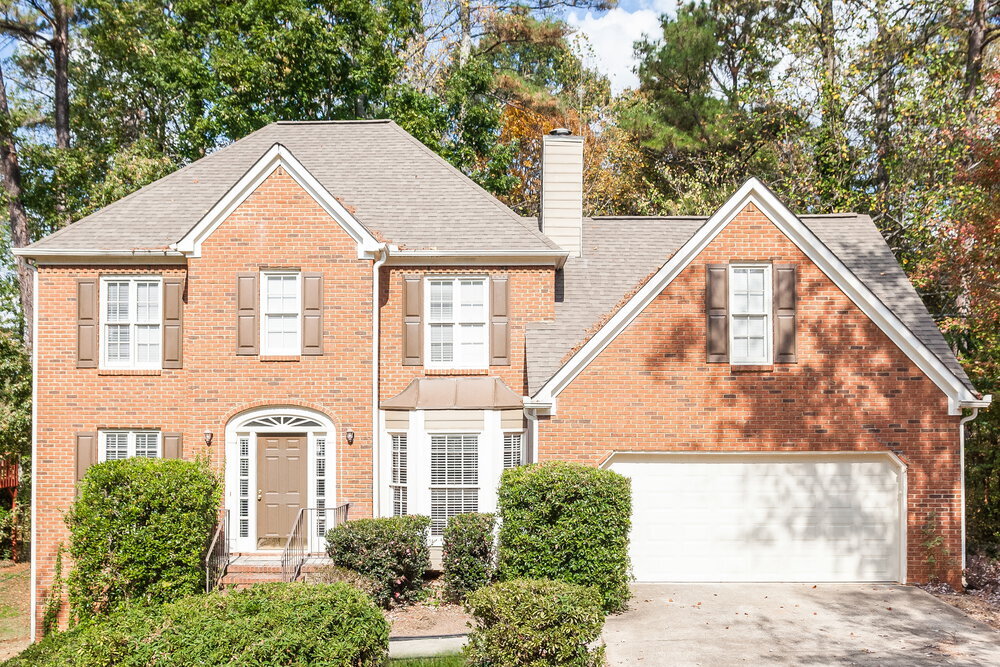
[{"left": 533, "top": 178, "right": 985, "bottom": 415}]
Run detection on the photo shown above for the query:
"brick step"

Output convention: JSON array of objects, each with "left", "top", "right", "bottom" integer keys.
[{"left": 219, "top": 572, "right": 286, "bottom": 589}]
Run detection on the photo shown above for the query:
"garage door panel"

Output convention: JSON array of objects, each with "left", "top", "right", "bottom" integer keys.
[{"left": 610, "top": 455, "right": 901, "bottom": 583}]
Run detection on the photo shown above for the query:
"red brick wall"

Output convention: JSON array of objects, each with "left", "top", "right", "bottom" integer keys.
[
  {"left": 378, "top": 266, "right": 555, "bottom": 399},
  {"left": 32, "top": 167, "right": 376, "bottom": 631},
  {"left": 537, "top": 203, "right": 963, "bottom": 586}
]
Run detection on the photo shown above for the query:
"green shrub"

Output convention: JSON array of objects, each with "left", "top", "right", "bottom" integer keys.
[
  {"left": 443, "top": 512, "right": 496, "bottom": 601},
  {"left": 498, "top": 461, "right": 632, "bottom": 612},
  {"left": 65, "top": 457, "right": 220, "bottom": 621},
  {"left": 5, "top": 582, "right": 389, "bottom": 666},
  {"left": 464, "top": 579, "right": 605, "bottom": 666},
  {"left": 326, "top": 515, "right": 431, "bottom": 608}
]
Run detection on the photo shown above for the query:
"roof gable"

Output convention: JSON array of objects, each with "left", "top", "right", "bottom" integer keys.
[
  {"left": 173, "top": 143, "right": 382, "bottom": 259},
  {"left": 529, "top": 178, "right": 987, "bottom": 416}
]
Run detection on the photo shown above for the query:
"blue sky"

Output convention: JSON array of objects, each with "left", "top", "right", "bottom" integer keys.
[{"left": 565, "top": 0, "right": 677, "bottom": 93}]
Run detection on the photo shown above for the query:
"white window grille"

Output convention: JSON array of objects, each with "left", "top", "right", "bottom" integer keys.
[
  {"left": 429, "top": 434, "right": 478, "bottom": 535},
  {"left": 316, "top": 436, "right": 327, "bottom": 537},
  {"left": 101, "top": 277, "right": 162, "bottom": 369},
  {"left": 238, "top": 436, "right": 250, "bottom": 538},
  {"left": 426, "top": 278, "right": 487, "bottom": 368},
  {"left": 390, "top": 434, "right": 408, "bottom": 516},
  {"left": 503, "top": 432, "right": 524, "bottom": 469},
  {"left": 100, "top": 430, "right": 160, "bottom": 461},
  {"left": 261, "top": 272, "right": 301, "bottom": 355},
  {"left": 729, "top": 265, "right": 771, "bottom": 364}
]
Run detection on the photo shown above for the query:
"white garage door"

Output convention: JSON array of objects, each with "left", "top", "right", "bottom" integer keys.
[{"left": 608, "top": 454, "right": 902, "bottom": 583}]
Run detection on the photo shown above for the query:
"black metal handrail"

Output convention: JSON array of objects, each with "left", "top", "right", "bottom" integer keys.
[
  {"left": 205, "top": 509, "right": 230, "bottom": 592},
  {"left": 280, "top": 503, "right": 351, "bottom": 582}
]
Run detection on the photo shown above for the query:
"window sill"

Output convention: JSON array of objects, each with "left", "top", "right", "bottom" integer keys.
[
  {"left": 98, "top": 369, "right": 162, "bottom": 376},
  {"left": 260, "top": 355, "right": 301, "bottom": 362},
  {"left": 425, "top": 368, "right": 489, "bottom": 376},
  {"left": 730, "top": 364, "right": 774, "bottom": 373}
]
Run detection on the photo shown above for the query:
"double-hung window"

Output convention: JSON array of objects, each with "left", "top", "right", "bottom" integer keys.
[
  {"left": 503, "top": 432, "right": 524, "bottom": 469},
  {"left": 100, "top": 430, "right": 160, "bottom": 461},
  {"left": 426, "top": 278, "right": 488, "bottom": 368},
  {"left": 390, "top": 434, "right": 408, "bottom": 516},
  {"left": 262, "top": 272, "right": 301, "bottom": 355},
  {"left": 101, "top": 277, "right": 162, "bottom": 369},
  {"left": 429, "top": 434, "right": 479, "bottom": 535},
  {"left": 729, "top": 265, "right": 771, "bottom": 364}
]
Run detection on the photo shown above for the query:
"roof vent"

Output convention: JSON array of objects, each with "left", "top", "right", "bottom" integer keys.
[{"left": 549, "top": 128, "right": 572, "bottom": 136}]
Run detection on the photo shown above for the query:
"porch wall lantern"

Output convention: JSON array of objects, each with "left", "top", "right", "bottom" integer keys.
[
  {"left": 345, "top": 429, "right": 355, "bottom": 445},
  {"left": 203, "top": 430, "right": 214, "bottom": 446}
]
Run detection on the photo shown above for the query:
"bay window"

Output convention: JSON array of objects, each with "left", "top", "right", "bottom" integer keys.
[{"left": 429, "top": 434, "right": 479, "bottom": 535}]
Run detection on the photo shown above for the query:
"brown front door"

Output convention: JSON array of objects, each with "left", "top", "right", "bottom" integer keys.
[{"left": 257, "top": 433, "right": 307, "bottom": 549}]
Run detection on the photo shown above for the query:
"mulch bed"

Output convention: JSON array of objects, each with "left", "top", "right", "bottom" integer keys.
[
  {"left": 386, "top": 578, "right": 472, "bottom": 638},
  {"left": 920, "top": 554, "right": 1000, "bottom": 632}
]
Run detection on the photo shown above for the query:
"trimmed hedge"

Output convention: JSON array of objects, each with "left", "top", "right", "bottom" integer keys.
[
  {"left": 66, "top": 457, "right": 221, "bottom": 621},
  {"left": 443, "top": 512, "right": 496, "bottom": 601},
  {"left": 5, "top": 582, "right": 388, "bottom": 666},
  {"left": 326, "top": 515, "right": 431, "bottom": 607},
  {"left": 498, "top": 461, "right": 632, "bottom": 612},
  {"left": 464, "top": 579, "right": 605, "bottom": 666}
]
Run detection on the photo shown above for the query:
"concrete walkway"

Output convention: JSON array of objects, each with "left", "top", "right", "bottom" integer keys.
[
  {"left": 604, "top": 584, "right": 1000, "bottom": 666},
  {"left": 388, "top": 634, "right": 466, "bottom": 659}
]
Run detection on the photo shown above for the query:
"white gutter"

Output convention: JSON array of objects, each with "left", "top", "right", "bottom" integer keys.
[
  {"left": 28, "top": 264, "right": 38, "bottom": 641},
  {"left": 385, "top": 248, "right": 568, "bottom": 268},
  {"left": 13, "top": 247, "right": 183, "bottom": 257},
  {"left": 959, "top": 400, "right": 989, "bottom": 573},
  {"left": 371, "top": 245, "right": 388, "bottom": 516}
]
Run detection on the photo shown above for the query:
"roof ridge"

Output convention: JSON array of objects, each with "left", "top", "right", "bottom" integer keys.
[
  {"left": 383, "top": 120, "right": 560, "bottom": 250},
  {"left": 273, "top": 119, "right": 393, "bottom": 125}
]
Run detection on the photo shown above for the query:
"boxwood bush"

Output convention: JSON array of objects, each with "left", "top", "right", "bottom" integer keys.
[
  {"left": 443, "top": 512, "right": 496, "bottom": 601},
  {"left": 6, "top": 582, "right": 389, "bottom": 666},
  {"left": 326, "top": 515, "right": 431, "bottom": 608},
  {"left": 497, "top": 461, "right": 632, "bottom": 612},
  {"left": 66, "top": 457, "right": 220, "bottom": 621},
  {"left": 464, "top": 579, "right": 605, "bottom": 666}
]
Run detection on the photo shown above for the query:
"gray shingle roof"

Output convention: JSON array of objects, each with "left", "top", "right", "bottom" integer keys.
[
  {"left": 28, "top": 120, "right": 559, "bottom": 253},
  {"left": 526, "top": 214, "right": 974, "bottom": 395}
]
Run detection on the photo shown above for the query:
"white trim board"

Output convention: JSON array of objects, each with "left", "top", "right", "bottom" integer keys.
[
  {"left": 172, "top": 143, "right": 383, "bottom": 259},
  {"left": 532, "top": 178, "right": 987, "bottom": 416}
]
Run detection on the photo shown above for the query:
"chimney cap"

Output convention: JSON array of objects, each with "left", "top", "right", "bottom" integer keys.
[{"left": 548, "top": 128, "right": 572, "bottom": 136}]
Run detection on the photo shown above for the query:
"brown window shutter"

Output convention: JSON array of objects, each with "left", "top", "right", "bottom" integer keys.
[
  {"left": 162, "top": 433, "right": 183, "bottom": 459},
  {"left": 706, "top": 265, "right": 729, "bottom": 363},
  {"left": 162, "top": 277, "right": 185, "bottom": 368},
  {"left": 490, "top": 276, "right": 510, "bottom": 366},
  {"left": 301, "top": 272, "right": 324, "bottom": 356},
  {"left": 76, "top": 279, "right": 99, "bottom": 368},
  {"left": 75, "top": 432, "right": 98, "bottom": 488},
  {"left": 236, "top": 273, "right": 258, "bottom": 355},
  {"left": 773, "top": 264, "right": 797, "bottom": 363},
  {"left": 402, "top": 277, "right": 422, "bottom": 366}
]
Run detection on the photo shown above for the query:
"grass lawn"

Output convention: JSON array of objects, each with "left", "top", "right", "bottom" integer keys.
[{"left": 389, "top": 656, "right": 464, "bottom": 666}]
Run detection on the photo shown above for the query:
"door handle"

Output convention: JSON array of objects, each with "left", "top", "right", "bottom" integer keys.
[{"left": 257, "top": 489, "right": 262, "bottom": 501}]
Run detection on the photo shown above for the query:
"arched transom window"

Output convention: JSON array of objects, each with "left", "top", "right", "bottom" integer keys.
[{"left": 240, "top": 415, "right": 322, "bottom": 429}]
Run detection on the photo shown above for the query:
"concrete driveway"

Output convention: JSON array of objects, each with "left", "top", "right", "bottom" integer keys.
[{"left": 604, "top": 584, "right": 1000, "bottom": 666}]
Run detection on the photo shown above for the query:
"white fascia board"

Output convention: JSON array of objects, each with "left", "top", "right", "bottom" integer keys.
[
  {"left": 385, "top": 249, "right": 568, "bottom": 267},
  {"left": 173, "top": 143, "right": 382, "bottom": 259},
  {"left": 13, "top": 248, "right": 187, "bottom": 265},
  {"left": 533, "top": 177, "right": 981, "bottom": 415}
]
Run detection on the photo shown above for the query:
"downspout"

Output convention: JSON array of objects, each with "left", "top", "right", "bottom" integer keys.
[
  {"left": 524, "top": 407, "right": 538, "bottom": 463},
  {"left": 28, "top": 262, "right": 37, "bottom": 641},
  {"left": 371, "top": 246, "right": 388, "bottom": 517},
  {"left": 960, "top": 406, "right": 982, "bottom": 574}
]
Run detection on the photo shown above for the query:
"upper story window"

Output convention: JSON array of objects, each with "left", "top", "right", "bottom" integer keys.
[
  {"left": 261, "top": 272, "right": 301, "bottom": 355},
  {"left": 101, "top": 276, "right": 162, "bottom": 369},
  {"left": 426, "top": 277, "right": 488, "bottom": 369},
  {"left": 100, "top": 430, "right": 160, "bottom": 461},
  {"left": 729, "top": 265, "right": 771, "bottom": 364}
]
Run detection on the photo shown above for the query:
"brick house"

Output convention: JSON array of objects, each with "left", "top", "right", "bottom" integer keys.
[{"left": 18, "top": 121, "right": 989, "bottom": 637}]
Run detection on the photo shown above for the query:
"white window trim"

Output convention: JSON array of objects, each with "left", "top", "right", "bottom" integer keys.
[
  {"left": 99, "top": 275, "right": 163, "bottom": 370},
  {"left": 423, "top": 275, "right": 490, "bottom": 370},
  {"left": 260, "top": 271, "right": 302, "bottom": 356},
  {"left": 98, "top": 430, "right": 161, "bottom": 461},
  {"left": 728, "top": 263, "right": 772, "bottom": 365}
]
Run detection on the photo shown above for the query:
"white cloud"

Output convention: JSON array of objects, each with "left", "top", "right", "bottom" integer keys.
[{"left": 566, "top": 1, "right": 676, "bottom": 94}]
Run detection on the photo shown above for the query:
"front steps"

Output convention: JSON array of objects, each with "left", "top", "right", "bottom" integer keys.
[{"left": 219, "top": 554, "right": 333, "bottom": 589}]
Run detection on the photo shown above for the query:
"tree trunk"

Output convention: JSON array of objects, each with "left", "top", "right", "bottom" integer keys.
[
  {"left": 458, "top": 0, "right": 472, "bottom": 66},
  {"left": 873, "top": 1, "right": 894, "bottom": 210},
  {"left": 52, "top": 0, "right": 71, "bottom": 226},
  {"left": 819, "top": 0, "right": 838, "bottom": 124},
  {"left": 964, "top": 0, "right": 988, "bottom": 122},
  {"left": 0, "top": 63, "right": 33, "bottom": 348}
]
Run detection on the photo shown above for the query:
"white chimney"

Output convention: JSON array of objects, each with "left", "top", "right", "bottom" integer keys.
[{"left": 540, "top": 129, "right": 584, "bottom": 257}]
